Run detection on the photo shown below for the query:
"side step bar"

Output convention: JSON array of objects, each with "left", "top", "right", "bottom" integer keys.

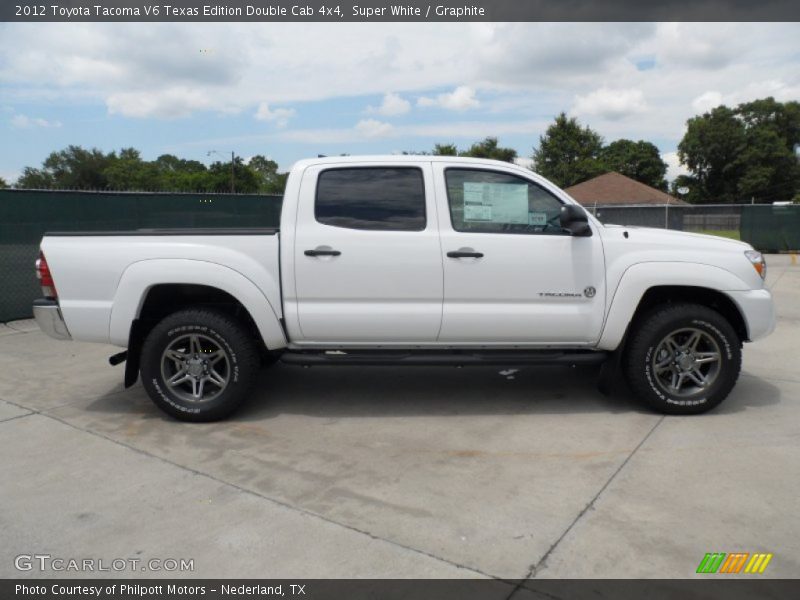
[{"left": 280, "top": 350, "right": 608, "bottom": 367}]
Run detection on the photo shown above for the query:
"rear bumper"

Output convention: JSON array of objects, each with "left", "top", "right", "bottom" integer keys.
[
  {"left": 725, "top": 289, "right": 776, "bottom": 342},
  {"left": 32, "top": 298, "right": 72, "bottom": 341}
]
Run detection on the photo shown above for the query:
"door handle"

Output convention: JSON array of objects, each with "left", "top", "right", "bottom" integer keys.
[
  {"left": 305, "top": 248, "right": 341, "bottom": 257},
  {"left": 447, "top": 250, "right": 484, "bottom": 258}
]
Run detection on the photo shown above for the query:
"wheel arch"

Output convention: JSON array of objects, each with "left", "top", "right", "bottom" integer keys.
[
  {"left": 123, "top": 283, "right": 278, "bottom": 388},
  {"left": 110, "top": 260, "right": 287, "bottom": 386},
  {"left": 629, "top": 286, "right": 747, "bottom": 342},
  {"left": 598, "top": 262, "right": 750, "bottom": 351}
]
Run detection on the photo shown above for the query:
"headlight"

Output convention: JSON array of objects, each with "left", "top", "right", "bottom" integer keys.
[{"left": 744, "top": 250, "right": 766, "bottom": 280}]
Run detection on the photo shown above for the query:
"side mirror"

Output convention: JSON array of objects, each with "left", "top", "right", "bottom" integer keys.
[{"left": 560, "top": 204, "right": 592, "bottom": 237}]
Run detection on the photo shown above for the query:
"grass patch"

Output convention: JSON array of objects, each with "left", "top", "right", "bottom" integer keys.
[{"left": 691, "top": 229, "right": 741, "bottom": 241}]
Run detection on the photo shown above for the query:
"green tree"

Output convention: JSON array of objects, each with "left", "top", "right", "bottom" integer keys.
[
  {"left": 678, "top": 98, "right": 800, "bottom": 203},
  {"left": 600, "top": 139, "right": 668, "bottom": 190},
  {"left": 533, "top": 113, "right": 605, "bottom": 187},
  {"left": 154, "top": 154, "right": 211, "bottom": 191},
  {"left": 208, "top": 157, "right": 259, "bottom": 193},
  {"left": 670, "top": 174, "right": 703, "bottom": 204},
  {"left": 0, "top": 176, "right": 7, "bottom": 189},
  {"left": 432, "top": 143, "right": 458, "bottom": 156},
  {"left": 103, "top": 148, "right": 162, "bottom": 191},
  {"left": 16, "top": 145, "right": 115, "bottom": 190},
  {"left": 737, "top": 97, "right": 800, "bottom": 148},
  {"left": 248, "top": 155, "right": 288, "bottom": 194},
  {"left": 736, "top": 98, "right": 800, "bottom": 202},
  {"left": 460, "top": 137, "right": 517, "bottom": 162},
  {"left": 736, "top": 126, "right": 799, "bottom": 202},
  {"left": 16, "top": 166, "right": 53, "bottom": 188},
  {"left": 678, "top": 106, "right": 747, "bottom": 203}
]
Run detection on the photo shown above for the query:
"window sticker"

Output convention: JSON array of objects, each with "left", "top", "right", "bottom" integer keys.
[
  {"left": 463, "top": 182, "right": 528, "bottom": 223},
  {"left": 528, "top": 212, "right": 548, "bottom": 226},
  {"left": 464, "top": 203, "right": 493, "bottom": 221}
]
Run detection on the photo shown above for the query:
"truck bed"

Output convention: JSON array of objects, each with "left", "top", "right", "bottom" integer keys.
[{"left": 41, "top": 228, "right": 283, "bottom": 347}]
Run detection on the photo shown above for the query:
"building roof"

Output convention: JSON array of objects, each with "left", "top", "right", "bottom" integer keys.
[{"left": 564, "top": 172, "right": 687, "bottom": 206}]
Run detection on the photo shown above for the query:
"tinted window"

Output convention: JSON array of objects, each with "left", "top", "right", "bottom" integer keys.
[
  {"left": 445, "top": 169, "right": 564, "bottom": 234},
  {"left": 316, "top": 168, "right": 426, "bottom": 231}
]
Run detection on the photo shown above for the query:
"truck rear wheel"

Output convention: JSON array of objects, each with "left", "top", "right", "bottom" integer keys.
[
  {"left": 623, "top": 303, "right": 741, "bottom": 415},
  {"left": 140, "top": 309, "right": 260, "bottom": 421}
]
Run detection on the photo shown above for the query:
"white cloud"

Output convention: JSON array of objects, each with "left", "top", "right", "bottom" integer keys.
[
  {"left": 418, "top": 86, "right": 479, "bottom": 111},
  {"left": 106, "top": 88, "right": 217, "bottom": 118},
  {"left": 218, "top": 117, "right": 549, "bottom": 147},
  {"left": 10, "top": 114, "right": 61, "bottom": 128},
  {"left": 354, "top": 118, "right": 394, "bottom": 138},
  {"left": 652, "top": 23, "right": 742, "bottom": 70},
  {"left": 572, "top": 88, "right": 647, "bottom": 120},
  {"left": 691, "top": 91, "right": 723, "bottom": 114},
  {"left": 0, "top": 21, "right": 798, "bottom": 159},
  {"left": 254, "top": 102, "right": 295, "bottom": 127},
  {"left": 662, "top": 151, "right": 690, "bottom": 183},
  {"left": 368, "top": 92, "right": 411, "bottom": 116},
  {"left": 514, "top": 157, "right": 534, "bottom": 169},
  {"left": 0, "top": 169, "right": 20, "bottom": 184}
]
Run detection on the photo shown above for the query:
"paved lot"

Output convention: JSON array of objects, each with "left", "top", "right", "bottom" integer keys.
[{"left": 1, "top": 255, "right": 797, "bottom": 584}]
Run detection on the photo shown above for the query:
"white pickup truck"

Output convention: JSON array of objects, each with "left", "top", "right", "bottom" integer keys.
[{"left": 33, "top": 156, "right": 775, "bottom": 421}]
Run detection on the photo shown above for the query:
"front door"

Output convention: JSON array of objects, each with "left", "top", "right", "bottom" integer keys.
[
  {"left": 434, "top": 164, "right": 606, "bottom": 345},
  {"left": 293, "top": 163, "right": 443, "bottom": 344}
]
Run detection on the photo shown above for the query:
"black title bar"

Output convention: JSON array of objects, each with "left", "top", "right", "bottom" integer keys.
[{"left": 4, "top": 0, "right": 800, "bottom": 22}]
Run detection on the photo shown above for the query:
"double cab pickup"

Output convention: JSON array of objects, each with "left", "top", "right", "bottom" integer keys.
[{"left": 33, "top": 156, "right": 776, "bottom": 420}]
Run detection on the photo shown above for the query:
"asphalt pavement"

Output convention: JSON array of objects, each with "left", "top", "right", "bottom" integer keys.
[{"left": 1, "top": 255, "right": 797, "bottom": 583}]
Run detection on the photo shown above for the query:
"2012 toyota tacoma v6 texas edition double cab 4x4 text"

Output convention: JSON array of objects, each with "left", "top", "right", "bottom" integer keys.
[{"left": 33, "top": 156, "right": 776, "bottom": 421}]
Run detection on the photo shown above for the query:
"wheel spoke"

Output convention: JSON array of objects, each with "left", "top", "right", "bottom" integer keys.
[
  {"left": 166, "top": 349, "right": 186, "bottom": 362},
  {"left": 208, "top": 349, "right": 226, "bottom": 365},
  {"left": 654, "top": 350, "right": 673, "bottom": 369},
  {"left": 655, "top": 363, "right": 673, "bottom": 374},
  {"left": 687, "top": 369, "right": 708, "bottom": 387},
  {"left": 206, "top": 368, "right": 226, "bottom": 388},
  {"left": 675, "top": 372, "right": 687, "bottom": 390},
  {"left": 190, "top": 335, "right": 202, "bottom": 356},
  {"left": 684, "top": 331, "right": 702, "bottom": 351},
  {"left": 665, "top": 337, "right": 680, "bottom": 353},
  {"left": 168, "top": 370, "right": 190, "bottom": 386},
  {"left": 694, "top": 352, "right": 720, "bottom": 364}
]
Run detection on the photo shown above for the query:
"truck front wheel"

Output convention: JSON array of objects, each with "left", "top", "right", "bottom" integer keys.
[
  {"left": 624, "top": 303, "right": 742, "bottom": 415},
  {"left": 140, "top": 309, "right": 260, "bottom": 421}
]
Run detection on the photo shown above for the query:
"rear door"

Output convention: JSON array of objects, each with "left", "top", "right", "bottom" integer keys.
[
  {"left": 292, "top": 162, "right": 443, "bottom": 344},
  {"left": 434, "top": 163, "right": 606, "bottom": 345}
]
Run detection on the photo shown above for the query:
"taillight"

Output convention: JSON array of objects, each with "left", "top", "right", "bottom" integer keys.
[{"left": 35, "top": 250, "right": 58, "bottom": 299}]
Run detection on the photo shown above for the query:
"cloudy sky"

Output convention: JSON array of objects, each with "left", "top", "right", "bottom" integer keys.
[{"left": 1, "top": 22, "right": 799, "bottom": 183}]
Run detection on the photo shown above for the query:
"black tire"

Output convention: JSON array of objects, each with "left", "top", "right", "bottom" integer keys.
[
  {"left": 623, "top": 303, "right": 741, "bottom": 415},
  {"left": 140, "top": 309, "right": 260, "bottom": 422}
]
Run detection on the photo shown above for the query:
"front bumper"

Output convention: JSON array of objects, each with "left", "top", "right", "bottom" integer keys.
[
  {"left": 32, "top": 298, "right": 72, "bottom": 341},
  {"left": 725, "top": 289, "right": 776, "bottom": 342}
]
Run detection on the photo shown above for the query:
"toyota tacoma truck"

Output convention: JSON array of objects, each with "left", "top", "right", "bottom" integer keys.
[{"left": 33, "top": 156, "right": 776, "bottom": 421}]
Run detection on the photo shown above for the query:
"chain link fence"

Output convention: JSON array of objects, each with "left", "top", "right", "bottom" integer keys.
[
  {"left": 591, "top": 203, "right": 799, "bottom": 252},
  {"left": 0, "top": 189, "right": 282, "bottom": 322}
]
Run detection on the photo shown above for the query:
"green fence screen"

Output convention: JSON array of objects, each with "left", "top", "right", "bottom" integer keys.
[
  {"left": 740, "top": 204, "right": 800, "bottom": 253},
  {"left": 1, "top": 190, "right": 797, "bottom": 323},
  {"left": 0, "top": 189, "right": 283, "bottom": 322}
]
